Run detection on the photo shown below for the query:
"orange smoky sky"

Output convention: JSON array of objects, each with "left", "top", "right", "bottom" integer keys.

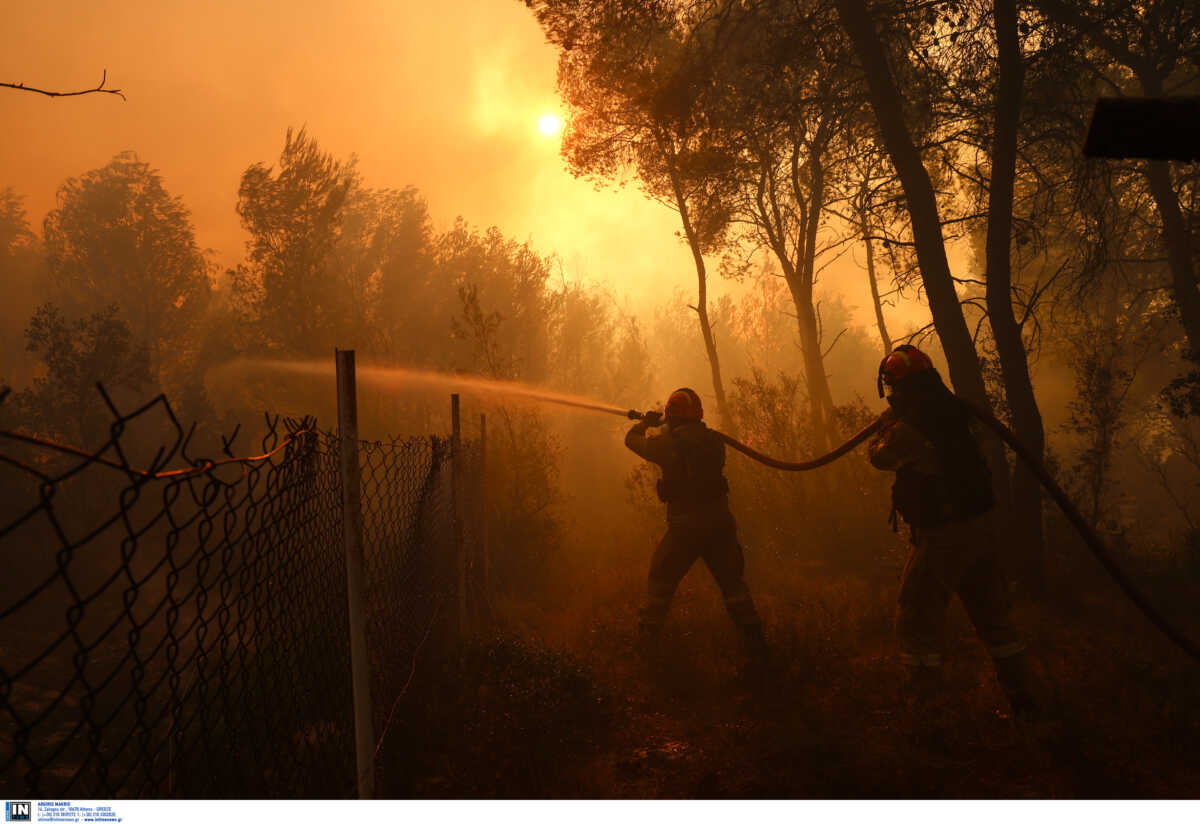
[{"left": 2, "top": 0, "right": 932, "bottom": 333}]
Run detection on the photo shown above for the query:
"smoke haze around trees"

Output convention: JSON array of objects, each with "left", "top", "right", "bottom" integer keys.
[{"left": 2, "top": 0, "right": 1200, "bottom": 796}]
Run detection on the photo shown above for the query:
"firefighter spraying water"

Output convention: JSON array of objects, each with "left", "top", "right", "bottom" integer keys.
[{"left": 623, "top": 388, "right": 769, "bottom": 672}]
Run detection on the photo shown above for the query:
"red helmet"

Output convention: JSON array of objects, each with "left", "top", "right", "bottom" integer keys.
[
  {"left": 877, "top": 345, "right": 934, "bottom": 397},
  {"left": 665, "top": 387, "right": 703, "bottom": 421}
]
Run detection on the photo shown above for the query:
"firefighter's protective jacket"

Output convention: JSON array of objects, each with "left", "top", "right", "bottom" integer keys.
[
  {"left": 873, "top": 412, "right": 1027, "bottom": 677},
  {"left": 867, "top": 414, "right": 940, "bottom": 474},
  {"left": 868, "top": 399, "right": 993, "bottom": 528},
  {"left": 626, "top": 419, "right": 732, "bottom": 526},
  {"left": 626, "top": 418, "right": 763, "bottom": 643}
]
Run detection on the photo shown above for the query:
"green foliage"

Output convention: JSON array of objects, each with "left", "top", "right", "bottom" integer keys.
[
  {"left": 15, "top": 303, "right": 153, "bottom": 445},
  {"left": 0, "top": 189, "right": 45, "bottom": 386},
  {"left": 366, "top": 187, "right": 445, "bottom": 364},
  {"left": 0, "top": 188, "right": 35, "bottom": 254},
  {"left": 233, "top": 128, "right": 359, "bottom": 357},
  {"left": 444, "top": 221, "right": 556, "bottom": 379},
  {"left": 452, "top": 268, "right": 564, "bottom": 593},
  {"left": 233, "top": 128, "right": 452, "bottom": 365},
  {"left": 438, "top": 218, "right": 659, "bottom": 593},
  {"left": 42, "top": 152, "right": 210, "bottom": 368},
  {"left": 1163, "top": 368, "right": 1200, "bottom": 419}
]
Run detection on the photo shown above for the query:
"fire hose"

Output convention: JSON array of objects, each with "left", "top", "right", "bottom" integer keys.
[
  {"left": 625, "top": 406, "right": 1200, "bottom": 662},
  {"left": 962, "top": 400, "right": 1200, "bottom": 662}
]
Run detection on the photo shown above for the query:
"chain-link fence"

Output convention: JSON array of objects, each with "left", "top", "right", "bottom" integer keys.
[
  {"left": 358, "top": 435, "right": 454, "bottom": 746},
  {"left": 0, "top": 387, "right": 483, "bottom": 799}
]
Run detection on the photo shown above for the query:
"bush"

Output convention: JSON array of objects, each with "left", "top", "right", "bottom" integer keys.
[{"left": 380, "top": 635, "right": 617, "bottom": 797}]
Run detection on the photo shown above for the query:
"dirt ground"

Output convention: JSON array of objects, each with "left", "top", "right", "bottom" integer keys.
[{"left": 381, "top": 539, "right": 1200, "bottom": 799}]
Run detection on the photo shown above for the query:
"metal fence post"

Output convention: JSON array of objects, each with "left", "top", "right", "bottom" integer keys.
[
  {"left": 479, "top": 413, "right": 490, "bottom": 626},
  {"left": 336, "top": 349, "right": 374, "bottom": 799},
  {"left": 450, "top": 393, "right": 467, "bottom": 638}
]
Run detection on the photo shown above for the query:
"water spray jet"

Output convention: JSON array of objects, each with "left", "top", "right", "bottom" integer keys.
[{"left": 228, "top": 358, "right": 637, "bottom": 418}]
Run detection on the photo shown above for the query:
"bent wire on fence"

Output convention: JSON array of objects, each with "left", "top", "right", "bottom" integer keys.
[
  {"left": 0, "top": 422, "right": 317, "bottom": 480},
  {"left": 0, "top": 384, "right": 474, "bottom": 798},
  {"left": 0, "top": 383, "right": 313, "bottom": 489}
]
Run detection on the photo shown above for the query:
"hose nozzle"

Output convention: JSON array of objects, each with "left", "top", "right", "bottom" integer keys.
[{"left": 626, "top": 409, "right": 643, "bottom": 420}]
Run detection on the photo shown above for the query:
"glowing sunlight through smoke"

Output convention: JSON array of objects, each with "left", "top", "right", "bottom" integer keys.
[{"left": 538, "top": 112, "right": 563, "bottom": 136}]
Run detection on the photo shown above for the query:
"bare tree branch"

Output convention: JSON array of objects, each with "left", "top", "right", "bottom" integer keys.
[
  {"left": 822, "top": 326, "right": 848, "bottom": 358},
  {"left": 1, "top": 69, "right": 125, "bottom": 100}
]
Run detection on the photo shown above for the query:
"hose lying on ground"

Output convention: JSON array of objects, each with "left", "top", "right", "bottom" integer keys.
[{"left": 628, "top": 407, "right": 1200, "bottom": 663}]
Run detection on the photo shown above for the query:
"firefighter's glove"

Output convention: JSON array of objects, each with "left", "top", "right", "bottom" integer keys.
[{"left": 641, "top": 410, "right": 663, "bottom": 427}]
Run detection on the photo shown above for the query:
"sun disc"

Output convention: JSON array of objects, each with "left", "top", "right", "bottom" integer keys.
[{"left": 538, "top": 113, "right": 563, "bottom": 136}]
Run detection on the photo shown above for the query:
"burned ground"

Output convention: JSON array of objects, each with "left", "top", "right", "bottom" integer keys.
[{"left": 376, "top": 514, "right": 1200, "bottom": 799}]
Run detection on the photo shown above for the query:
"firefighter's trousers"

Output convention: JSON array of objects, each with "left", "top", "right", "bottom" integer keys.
[
  {"left": 896, "top": 510, "right": 1025, "bottom": 670},
  {"left": 639, "top": 514, "right": 763, "bottom": 639}
]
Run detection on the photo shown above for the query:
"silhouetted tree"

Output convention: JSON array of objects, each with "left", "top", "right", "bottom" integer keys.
[
  {"left": 16, "top": 304, "right": 153, "bottom": 446},
  {"left": 833, "top": 0, "right": 996, "bottom": 411},
  {"left": 1034, "top": 0, "right": 1200, "bottom": 360},
  {"left": 366, "top": 187, "right": 443, "bottom": 365},
  {"left": 526, "top": 0, "right": 741, "bottom": 430},
  {"left": 42, "top": 153, "right": 210, "bottom": 370},
  {"left": 697, "top": 0, "right": 861, "bottom": 447},
  {"left": 441, "top": 220, "right": 556, "bottom": 381},
  {"left": 233, "top": 128, "right": 358, "bottom": 357},
  {"left": 0, "top": 190, "right": 45, "bottom": 387}
]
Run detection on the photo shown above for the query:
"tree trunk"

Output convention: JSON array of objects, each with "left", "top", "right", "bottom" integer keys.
[
  {"left": 861, "top": 216, "right": 893, "bottom": 355},
  {"left": 801, "top": 155, "right": 838, "bottom": 442},
  {"left": 1144, "top": 160, "right": 1200, "bottom": 359},
  {"left": 1136, "top": 69, "right": 1200, "bottom": 360},
  {"left": 668, "top": 167, "right": 735, "bottom": 432},
  {"left": 784, "top": 274, "right": 834, "bottom": 449},
  {"left": 834, "top": 0, "right": 1011, "bottom": 511},
  {"left": 1027, "top": 5, "right": 1200, "bottom": 361},
  {"left": 760, "top": 146, "right": 837, "bottom": 448},
  {"left": 985, "top": 0, "right": 1046, "bottom": 591},
  {"left": 834, "top": 0, "right": 986, "bottom": 403}
]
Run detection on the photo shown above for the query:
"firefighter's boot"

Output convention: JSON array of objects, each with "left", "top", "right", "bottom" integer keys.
[{"left": 993, "top": 651, "right": 1039, "bottom": 721}]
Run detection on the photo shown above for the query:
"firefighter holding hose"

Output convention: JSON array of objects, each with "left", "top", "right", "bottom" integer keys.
[
  {"left": 625, "top": 388, "right": 769, "bottom": 671},
  {"left": 869, "top": 345, "right": 1038, "bottom": 719}
]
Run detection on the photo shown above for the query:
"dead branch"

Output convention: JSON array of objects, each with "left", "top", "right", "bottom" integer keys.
[
  {"left": 2, "top": 69, "right": 125, "bottom": 100},
  {"left": 822, "top": 327, "right": 849, "bottom": 358}
]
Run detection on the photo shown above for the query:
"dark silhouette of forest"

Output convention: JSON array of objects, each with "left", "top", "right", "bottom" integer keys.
[{"left": 2, "top": 0, "right": 1200, "bottom": 799}]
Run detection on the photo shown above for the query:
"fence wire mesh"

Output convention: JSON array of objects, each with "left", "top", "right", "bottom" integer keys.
[
  {"left": 357, "top": 435, "right": 455, "bottom": 744},
  {"left": 0, "top": 388, "right": 480, "bottom": 799}
]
